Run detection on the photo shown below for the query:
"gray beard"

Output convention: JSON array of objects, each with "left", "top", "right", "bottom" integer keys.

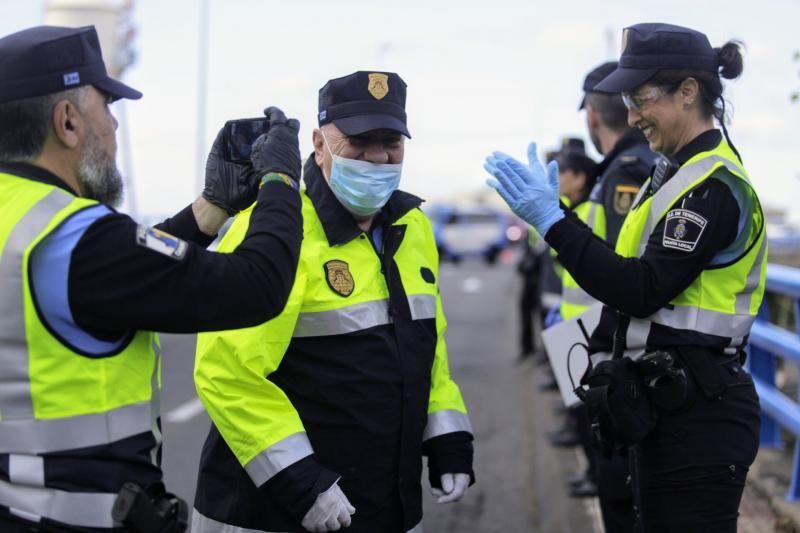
[{"left": 77, "top": 129, "right": 124, "bottom": 208}]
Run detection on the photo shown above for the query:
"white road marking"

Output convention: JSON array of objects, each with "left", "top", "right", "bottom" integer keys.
[
  {"left": 461, "top": 276, "right": 482, "bottom": 293},
  {"left": 164, "top": 397, "right": 205, "bottom": 423}
]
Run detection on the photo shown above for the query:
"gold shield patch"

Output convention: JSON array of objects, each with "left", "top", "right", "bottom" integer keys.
[
  {"left": 324, "top": 260, "right": 355, "bottom": 297},
  {"left": 613, "top": 184, "right": 640, "bottom": 215},
  {"left": 367, "top": 73, "right": 390, "bottom": 100}
]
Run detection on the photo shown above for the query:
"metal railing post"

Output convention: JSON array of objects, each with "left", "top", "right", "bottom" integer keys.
[
  {"left": 749, "top": 302, "right": 783, "bottom": 448},
  {"left": 788, "top": 298, "right": 800, "bottom": 500}
]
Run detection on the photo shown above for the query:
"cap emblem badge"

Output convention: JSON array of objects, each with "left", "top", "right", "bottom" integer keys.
[
  {"left": 621, "top": 28, "right": 630, "bottom": 53},
  {"left": 367, "top": 73, "right": 389, "bottom": 100},
  {"left": 324, "top": 260, "right": 355, "bottom": 297}
]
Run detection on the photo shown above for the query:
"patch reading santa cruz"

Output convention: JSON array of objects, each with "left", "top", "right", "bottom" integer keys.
[{"left": 662, "top": 209, "right": 707, "bottom": 252}]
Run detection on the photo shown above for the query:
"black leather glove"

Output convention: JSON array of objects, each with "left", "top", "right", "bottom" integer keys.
[
  {"left": 202, "top": 128, "right": 263, "bottom": 216},
  {"left": 250, "top": 106, "right": 302, "bottom": 182}
]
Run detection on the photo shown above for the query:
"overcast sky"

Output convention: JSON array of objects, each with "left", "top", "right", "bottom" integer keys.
[{"left": 2, "top": 0, "right": 800, "bottom": 221}]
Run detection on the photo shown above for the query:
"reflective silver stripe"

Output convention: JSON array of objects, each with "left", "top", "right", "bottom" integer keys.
[
  {"left": 423, "top": 409, "right": 473, "bottom": 441},
  {"left": 408, "top": 521, "right": 424, "bottom": 533},
  {"left": 294, "top": 295, "right": 436, "bottom": 338},
  {"left": 0, "top": 400, "right": 153, "bottom": 454},
  {"left": 408, "top": 293, "right": 437, "bottom": 320},
  {"left": 624, "top": 154, "right": 757, "bottom": 348},
  {"left": 638, "top": 155, "right": 745, "bottom": 255},
  {"left": 585, "top": 203, "right": 599, "bottom": 230},
  {"left": 650, "top": 306, "right": 755, "bottom": 337},
  {"left": 8, "top": 454, "right": 45, "bottom": 522},
  {"left": 735, "top": 235, "right": 767, "bottom": 316},
  {"left": 9, "top": 454, "right": 44, "bottom": 487},
  {"left": 0, "top": 478, "right": 119, "bottom": 528},
  {"left": 625, "top": 318, "right": 651, "bottom": 351},
  {"left": 244, "top": 432, "right": 313, "bottom": 487},
  {"left": 541, "top": 292, "right": 561, "bottom": 310},
  {"left": 561, "top": 286, "right": 597, "bottom": 307},
  {"left": 293, "top": 300, "right": 390, "bottom": 338},
  {"left": 192, "top": 508, "right": 268, "bottom": 533},
  {"left": 627, "top": 306, "right": 755, "bottom": 350},
  {"left": 0, "top": 189, "right": 74, "bottom": 420}
]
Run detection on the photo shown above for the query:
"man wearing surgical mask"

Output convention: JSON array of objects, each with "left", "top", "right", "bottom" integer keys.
[{"left": 192, "top": 71, "right": 475, "bottom": 533}]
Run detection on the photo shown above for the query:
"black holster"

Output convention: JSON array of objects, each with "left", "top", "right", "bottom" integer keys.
[
  {"left": 577, "top": 357, "right": 657, "bottom": 454},
  {"left": 112, "top": 483, "right": 188, "bottom": 533},
  {"left": 639, "top": 350, "right": 694, "bottom": 412},
  {"left": 676, "top": 346, "right": 728, "bottom": 398}
]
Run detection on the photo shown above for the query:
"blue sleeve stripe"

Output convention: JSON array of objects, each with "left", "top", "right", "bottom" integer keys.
[{"left": 30, "top": 204, "right": 130, "bottom": 356}]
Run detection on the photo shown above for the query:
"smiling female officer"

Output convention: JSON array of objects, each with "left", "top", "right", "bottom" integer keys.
[{"left": 486, "top": 23, "right": 764, "bottom": 533}]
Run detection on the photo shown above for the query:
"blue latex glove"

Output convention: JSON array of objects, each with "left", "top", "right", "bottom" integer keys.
[{"left": 485, "top": 142, "right": 564, "bottom": 235}]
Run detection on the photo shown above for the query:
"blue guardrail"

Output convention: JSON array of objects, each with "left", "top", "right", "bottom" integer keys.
[{"left": 747, "top": 263, "right": 800, "bottom": 501}]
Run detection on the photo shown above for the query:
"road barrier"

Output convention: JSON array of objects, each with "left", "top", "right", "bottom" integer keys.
[{"left": 748, "top": 263, "right": 800, "bottom": 501}]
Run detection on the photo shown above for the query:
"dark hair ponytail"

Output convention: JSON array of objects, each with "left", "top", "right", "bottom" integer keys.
[{"left": 715, "top": 40, "right": 744, "bottom": 80}]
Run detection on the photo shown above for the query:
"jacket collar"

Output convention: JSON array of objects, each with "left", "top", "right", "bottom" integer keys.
[
  {"left": 672, "top": 129, "right": 722, "bottom": 167},
  {"left": 302, "top": 157, "right": 424, "bottom": 246},
  {"left": 0, "top": 161, "right": 77, "bottom": 195}
]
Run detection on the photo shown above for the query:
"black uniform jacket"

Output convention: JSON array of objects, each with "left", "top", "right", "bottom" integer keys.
[
  {"left": 0, "top": 162, "right": 301, "bottom": 517},
  {"left": 545, "top": 130, "right": 745, "bottom": 353},
  {"left": 194, "top": 158, "right": 474, "bottom": 533},
  {"left": 589, "top": 129, "right": 655, "bottom": 244}
]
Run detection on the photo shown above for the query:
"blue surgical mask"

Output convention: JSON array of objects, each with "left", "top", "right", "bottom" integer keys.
[{"left": 321, "top": 132, "right": 402, "bottom": 217}]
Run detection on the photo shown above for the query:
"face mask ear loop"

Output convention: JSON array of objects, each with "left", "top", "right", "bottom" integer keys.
[
  {"left": 320, "top": 129, "right": 338, "bottom": 159},
  {"left": 319, "top": 129, "right": 338, "bottom": 179}
]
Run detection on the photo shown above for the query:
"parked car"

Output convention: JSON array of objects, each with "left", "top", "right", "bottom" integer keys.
[{"left": 426, "top": 204, "right": 523, "bottom": 264}]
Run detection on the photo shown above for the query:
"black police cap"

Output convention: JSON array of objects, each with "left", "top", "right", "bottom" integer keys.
[
  {"left": 561, "top": 137, "right": 585, "bottom": 152},
  {"left": 594, "top": 23, "right": 719, "bottom": 93},
  {"left": 318, "top": 71, "right": 410, "bottom": 138},
  {"left": 578, "top": 61, "right": 618, "bottom": 110},
  {"left": 0, "top": 25, "right": 142, "bottom": 104}
]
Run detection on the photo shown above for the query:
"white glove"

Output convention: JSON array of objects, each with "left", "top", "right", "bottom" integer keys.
[
  {"left": 301, "top": 481, "right": 356, "bottom": 532},
  {"left": 430, "top": 473, "right": 471, "bottom": 504}
]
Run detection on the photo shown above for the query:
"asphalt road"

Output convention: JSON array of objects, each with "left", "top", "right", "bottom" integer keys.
[{"left": 158, "top": 258, "right": 602, "bottom": 532}]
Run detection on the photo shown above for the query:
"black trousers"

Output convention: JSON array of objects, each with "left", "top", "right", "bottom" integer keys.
[
  {"left": 631, "top": 354, "right": 760, "bottom": 533},
  {"left": 596, "top": 449, "right": 634, "bottom": 533},
  {"left": 574, "top": 404, "right": 597, "bottom": 479},
  {"left": 518, "top": 274, "right": 541, "bottom": 355}
]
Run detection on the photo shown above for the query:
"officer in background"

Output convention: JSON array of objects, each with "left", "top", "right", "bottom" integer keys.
[
  {"left": 488, "top": 23, "right": 763, "bottom": 532},
  {"left": 516, "top": 228, "right": 544, "bottom": 360},
  {"left": 192, "top": 71, "right": 475, "bottom": 533},
  {"left": 561, "top": 61, "right": 654, "bottom": 319},
  {"left": 564, "top": 61, "right": 656, "bottom": 531},
  {"left": 538, "top": 139, "right": 596, "bottom": 392},
  {"left": 518, "top": 140, "right": 593, "bottom": 363},
  {"left": 0, "top": 26, "right": 303, "bottom": 532},
  {"left": 554, "top": 139, "right": 597, "bottom": 212},
  {"left": 540, "top": 141, "right": 601, "bottom": 498}
]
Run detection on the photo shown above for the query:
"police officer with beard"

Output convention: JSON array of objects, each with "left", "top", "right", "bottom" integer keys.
[{"left": 0, "top": 25, "right": 302, "bottom": 532}]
